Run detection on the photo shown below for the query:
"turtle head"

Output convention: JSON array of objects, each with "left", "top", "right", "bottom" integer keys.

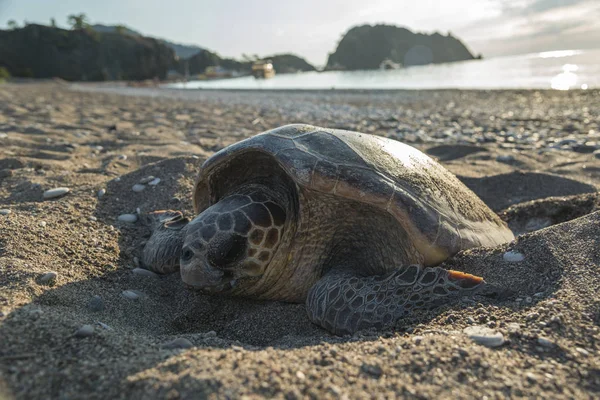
[{"left": 180, "top": 189, "right": 286, "bottom": 293}]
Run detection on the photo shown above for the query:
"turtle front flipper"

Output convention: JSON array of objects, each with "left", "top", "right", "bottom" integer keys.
[
  {"left": 306, "top": 265, "right": 487, "bottom": 335},
  {"left": 142, "top": 210, "right": 189, "bottom": 274}
]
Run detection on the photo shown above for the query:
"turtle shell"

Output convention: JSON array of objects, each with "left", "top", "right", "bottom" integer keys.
[{"left": 194, "top": 124, "right": 514, "bottom": 265}]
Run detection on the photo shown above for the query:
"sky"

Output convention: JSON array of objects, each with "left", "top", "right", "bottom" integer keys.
[{"left": 1, "top": 0, "right": 599, "bottom": 66}]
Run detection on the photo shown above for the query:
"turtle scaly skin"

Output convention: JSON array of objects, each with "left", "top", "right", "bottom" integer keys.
[{"left": 142, "top": 125, "right": 514, "bottom": 335}]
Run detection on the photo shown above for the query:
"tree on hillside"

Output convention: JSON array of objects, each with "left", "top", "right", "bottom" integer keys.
[
  {"left": 7, "top": 20, "right": 18, "bottom": 30},
  {"left": 115, "top": 24, "right": 127, "bottom": 35},
  {"left": 50, "top": 18, "right": 57, "bottom": 27},
  {"left": 67, "top": 13, "right": 89, "bottom": 30}
]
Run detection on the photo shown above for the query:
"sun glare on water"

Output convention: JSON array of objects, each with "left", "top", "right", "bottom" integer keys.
[{"left": 551, "top": 63, "right": 586, "bottom": 90}]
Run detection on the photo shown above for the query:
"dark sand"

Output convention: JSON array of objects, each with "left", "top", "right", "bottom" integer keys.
[{"left": 1, "top": 83, "right": 599, "bottom": 399}]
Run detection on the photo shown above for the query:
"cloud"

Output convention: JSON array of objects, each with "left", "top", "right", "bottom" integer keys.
[{"left": 457, "top": 0, "right": 600, "bottom": 56}]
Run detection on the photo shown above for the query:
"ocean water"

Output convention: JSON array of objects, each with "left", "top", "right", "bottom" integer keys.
[{"left": 166, "top": 49, "right": 600, "bottom": 90}]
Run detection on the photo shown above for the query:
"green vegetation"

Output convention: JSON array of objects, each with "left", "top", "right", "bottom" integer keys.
[
  {"left": 67, "top": 13, "right": 89, "bottom": 30},
  {"left": 0, "top": 66, "right": 10, "bottom": 82},
  {"left": 7, "top": 20, "right": 18, "bottom": 30},
  {"left": 0, "top": 24, "right": 175, "bottom": 81}
]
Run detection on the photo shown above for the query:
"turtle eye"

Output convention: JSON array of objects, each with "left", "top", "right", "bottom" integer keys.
[{"left": 181, "top": 248, "right": 194, "bottom": 262}]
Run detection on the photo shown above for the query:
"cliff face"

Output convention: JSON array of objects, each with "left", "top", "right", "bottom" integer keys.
[
  {"left": 326, "top": 24, "right": 476, "bottom": 70},
  {"left": 0, "top": 24, "right": 176, "bottom": 81}
]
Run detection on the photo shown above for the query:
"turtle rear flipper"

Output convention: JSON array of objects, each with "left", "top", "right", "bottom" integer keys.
[
  {"left": 142, "top": 210, "right": 189, "bottom": 274},
  {"left": 306, "top": 265, "right": 488, "bottom": 336}
]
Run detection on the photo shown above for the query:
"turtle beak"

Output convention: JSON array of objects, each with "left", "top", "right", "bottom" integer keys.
[{"left": 179, "top": 247, "right": 236, "bottom": 292}]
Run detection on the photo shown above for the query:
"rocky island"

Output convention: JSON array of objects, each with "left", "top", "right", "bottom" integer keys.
[{"left": 326, "top": 24, "right": 478, "bottom": 70}]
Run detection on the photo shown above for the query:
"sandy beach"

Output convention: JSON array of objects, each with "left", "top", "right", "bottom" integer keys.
[{"left": 1, "top": 82, "right": 599, "bottom": 399}]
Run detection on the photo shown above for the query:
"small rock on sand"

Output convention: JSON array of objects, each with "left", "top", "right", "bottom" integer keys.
[
  {"left": 39, "top": 271, "right": 58, "bottom": 285},
  {"left": 0, "top": 209, "right": 10, "bottom": 215},
  {"left": 88, "top": 295, "right": 104, "bottom": 312},
  {"left": 148, "top": 177, "right": 161, "bottom": 186},
  {"left": 97, "top": 188, "right": 106, "bottom": 198},
  {"left": 122, "top": 290, "right": 141, "bottom": 300},
  {"left": 537, "top": 337, "right": 555, "bottom": 348},
  {"left": 464, "top": 325, "right": 505, "bottom": 348},
  {"left": 140, "top": 176, "right": 155, "bottom": 184},
  {"left": 503, "top": 250, "right": 525, "bottom": 262},
  {"left": 118, "top": 214, "right": 138, "bottom": 223},
  {"left": 162, "top": 338, "right": 194, "bottom": 350},
  {"left": 43, "top": 187, "right": 70, "bottom": 200},
  {"left": 75, "top": 324, "right": 94, "bottom": 338},
  {"left": 132, "top": 184, "right": 146, "bottom": 193},
  {"left": 132, "top": 268, "right": 158, "bottom": 278}
]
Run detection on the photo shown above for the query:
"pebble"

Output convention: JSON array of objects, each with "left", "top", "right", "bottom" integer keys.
[
  {"left": 75, "top": 324, "right": 94, "bottom": 338},
  {"left": 118, "top": 214, "right": 138, "bottom": 223},
  {"left": 96, "top": 321, "right": 113, "bottom": 330},
  {"left": 39, "top": 221, "right": 46, "bottom": 227},
  {"left": 0, "top": 209, "right": 10, "bottom": 215},
  {"left": 162, "top": 338, "right": 194, "bottom": 349},
  {"left": 139, "top": 176, "right": 155, "bottom": 184},
  {"left": 122, "top": 290, "right": 141, "bottom": 300},
  {"left": 118, "top": 154, "right": 128, "bottom": 160},
  {"left": 97, "top": 188, "right": 106, "bottom": 198},
  {"left": 39, "top": 271, "right": 58, "bottom": 285},
  {"left": 148, "top": 177, "right": 161, "bottom": 186},
  {"left": 463, "top": 325, "right": 505, "bottom": 348},
  {"left": 503, "top": 250, "right": 525, "bottom": 262},
  {"left": 576, "top": 347, "right": 590, "bottom": 356},
  {"left": 132, "top": 268, "right": 158, "bottom": 278},
  {"left": 537, "top": 337, "right": 555, "bottom": 347},
  {"left": 496, "top": 154, "right": 515, "bottom": 162},
  {"left": 132, "top": 184, "right": 146, "bottom": 193},
  {"left": 43, "top": 187, "right": 70, "bottom": 200},
  {"left": 594, "top": 149, "right": 600, "bottom": 159},
  {"left": 88, "top": 295, "right": 104, "bottom": 312}
]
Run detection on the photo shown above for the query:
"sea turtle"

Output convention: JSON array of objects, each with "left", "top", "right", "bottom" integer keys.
[{"left": 142, "top": 124, "right": 514, "bottom": 335}]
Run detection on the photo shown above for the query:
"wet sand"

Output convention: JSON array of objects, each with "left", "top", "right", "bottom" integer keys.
[{"left": 1, "top": 82, "right": 599, "bottom": 399}]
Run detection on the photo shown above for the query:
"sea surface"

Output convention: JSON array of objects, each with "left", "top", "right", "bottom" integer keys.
[{"left": 166, "top": 49, "right": 600, "bottom": 91}]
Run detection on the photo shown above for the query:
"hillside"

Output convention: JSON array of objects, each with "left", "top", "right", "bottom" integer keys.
[
  {"left": 183, "top": 51, "right": 316, "bottom": 75},
  {"left": 326, "top": 24, "right": 477, "bottom": 70},
  {"left": 91, "top": 24, "right": 204, "bottom": 59},
  {"left": 0, "top": 24, "right": 176, "bottom": 81}
]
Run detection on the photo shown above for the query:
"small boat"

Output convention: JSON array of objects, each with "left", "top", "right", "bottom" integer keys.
[
  {"left": 251, "top": 60, "right": 275, "bottom": 79},
  {"left": 379, "top": 59, "right": 403, "bottom": 70}
]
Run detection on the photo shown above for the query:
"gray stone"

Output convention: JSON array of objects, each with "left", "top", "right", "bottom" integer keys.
[
  {"left": 537, "top": 337, "right": 554, "bottom": 348},
  {"left": 88, "top": 295, "right": 104, "bottom": 312},
  {"left": 75, "top": 324, "right": 95, "bottom": 338},
  {"left": 118, "top": 214, "right": 138, "bottom": 223},
  {"left": 43, "top": 187, "right": 70, "bottom": 200},
  {"left": 97, "top": 188, "right": 106, "bottom": 198},
  {"left": 132, "top": 184, "right": 146, "bottom": 193},
  {"left": 503, "top": 250, "right": 525, "bottom": 262},
  {"left": 132, "top": 268, "right": 158, "bottom": 278},
  {"left": 122, "top": 290, "right": 141, "bottom": 300},
  {"left": 464, "top": 325, "right": 505, "bottom": 348},
  {"left": 140, "top": 176, "right": 155, "bottom": 184},
  {"left": 148, "top": 177, "right": 161, "bottom": 186},
  {"left": 39, "top": 271, "right": 58, "bottom": 285},
  {"left": 0, "top": 209, "right": 10, "bottom": 215}
]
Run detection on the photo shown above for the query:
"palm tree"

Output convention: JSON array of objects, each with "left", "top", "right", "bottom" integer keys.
[
  {"left": 67, "top": 13, "right": 89, "bottom": 30},
  {"left": 7, "top": 20, "right": 18, "bottom": 30}
]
